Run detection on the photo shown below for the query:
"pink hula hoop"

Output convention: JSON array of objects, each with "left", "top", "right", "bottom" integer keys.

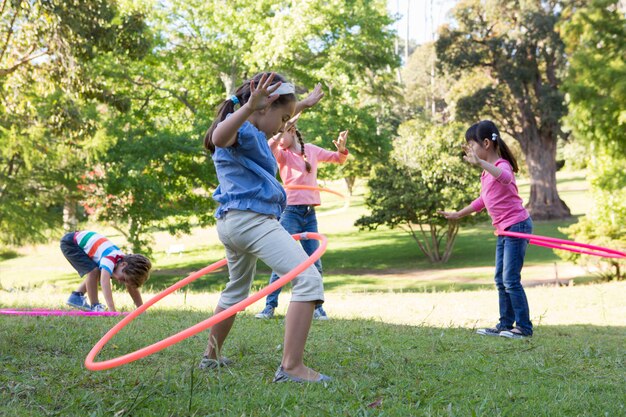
[
  {"left": 85, "top": 232, "right": 327, "bottom": 371},
  {"left": 496, "top": 230, "right": 626, "bottom": 259},
  {"left": 0, "top": 309, "right": 127, "bottom": 317}
]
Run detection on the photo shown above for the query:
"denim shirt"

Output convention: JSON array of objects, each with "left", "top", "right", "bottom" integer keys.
[{"left": 212, "top": 120, "right": 286, "bottom": 219}]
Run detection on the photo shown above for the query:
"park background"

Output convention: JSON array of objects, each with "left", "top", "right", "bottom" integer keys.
[{"left": 1, "top": 0, "right": 625, "bottom": 416}]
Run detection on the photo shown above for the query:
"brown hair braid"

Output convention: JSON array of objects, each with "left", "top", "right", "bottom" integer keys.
[{"left": 295, "top": 129, "right": 311, "bottom": 173}]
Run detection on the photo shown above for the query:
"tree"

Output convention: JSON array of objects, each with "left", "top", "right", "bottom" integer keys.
[
  {"left": 0, "top": 0, "right": 151, "bottom": 244},
  {"left": 356, "top": 119, "right": 482, "bottom": 263},
  {"left": 558, "top": 0, "right": 626, "bottom": 280},
  {"left": 435, "top": 0, "right": 573, "bottom": 220},
  {"left": 153, "top": 0, "right": 400, "bottom": 193}
]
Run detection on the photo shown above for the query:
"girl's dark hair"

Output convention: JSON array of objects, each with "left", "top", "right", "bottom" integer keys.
[
  {"left": 472, "top": 120, "right": 519, "bottom": 173},
  {"left": 294, "top": 128, "right": 311, "bottom": 173},
  {"left": 465, "top": 123, "right": 478, "bottom": 141},
  {"left": 204, "top": 72, "right": 296, "bottom": 153}
]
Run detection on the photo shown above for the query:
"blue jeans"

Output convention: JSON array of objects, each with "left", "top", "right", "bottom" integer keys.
[
  {"left": 494, "top": 217, "right": 533, "bottom": 335},
  {"left": 265, "top": 205, "right": 323, "bottom": 308}
]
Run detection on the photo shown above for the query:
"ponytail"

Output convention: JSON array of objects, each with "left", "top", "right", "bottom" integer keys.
[
  {"left": 295, "top": 129, "right": 311, "bottom": 173},
  {"left": 475, "top": 120, "right": 519, "bottom": 173},
  {"left": 204, "top": 72, "right": 296, "bottom": 154},
  {"left": 204, "top": 99, "right": 236, "bottom": 153}
]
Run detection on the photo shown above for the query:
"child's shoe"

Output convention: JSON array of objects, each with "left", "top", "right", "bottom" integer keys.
[
  {"left": 198, "top": 356, "right": 232, "bottom": 369},
  {"left": 91, "top": 303, "right": 107, "bottom": 312},
  {"left": 272, "top": 366, "right": 331, "bottom": 383},
  {"left": 66, "top": 291, "right": 91, "bottom": 311},
  {"left": 500, "top": 328, "right": 532, "bottom": 339},
  {"left": 476, "top": 327, "right": 503, "bottom": 336},
  {"left": 313, "top": 305, "right": 329, "bottom": 320},
  {"left": 254, "top": 305, "right": 275, "bottom": 319}
]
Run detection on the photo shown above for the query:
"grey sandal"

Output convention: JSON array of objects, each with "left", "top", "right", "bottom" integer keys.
[
  {"left": 198, "top": 356, "right": 233, "bottom": 369},
  {"left": 272, "top": 366, "right": 331, "bottom": 383}
]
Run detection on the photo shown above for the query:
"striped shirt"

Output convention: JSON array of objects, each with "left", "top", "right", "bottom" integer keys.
[{"left": 73, "top": 231, "right": 125, "bottom": 274}]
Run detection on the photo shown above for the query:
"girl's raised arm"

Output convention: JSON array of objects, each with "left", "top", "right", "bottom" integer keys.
[{"left": 213, "top": 73, "right": 282, "bottom": 148}]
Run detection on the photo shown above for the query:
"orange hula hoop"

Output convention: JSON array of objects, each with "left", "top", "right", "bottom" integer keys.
[
  {"left": 283, "top": 184, "right": 350, "bottom": 217},
  {"left": 85, "top": 232, "right": 327, "bottom": 371}
]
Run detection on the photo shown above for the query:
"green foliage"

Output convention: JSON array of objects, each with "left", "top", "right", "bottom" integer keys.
[
  {"left": 83, "top": 127, "right": 215, "bottom": 255},
  {"left": 558, "top": 152, "right": 626, "bottom": 280},
  {"left": 0, "top": 0, "right": 153, "bottom": 244},
  {"left": 435, "top": 0, "right": 572, "bottom": 219},
  {"left": 356, "top": 119, "right": 481, "bottom": 263},
  {"left": 561, "top": 0, "right": 626, "bottom": 155},
  {"left": 558, "top": 0, "right": 626, "bottom": 280}
]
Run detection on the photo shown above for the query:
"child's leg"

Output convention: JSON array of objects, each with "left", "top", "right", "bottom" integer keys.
[
  {"left": 77, "top": 267, "right": 100, "bottom": 305},
  {"left": 248, "top": 218, "right": 323, "bottom": 380},
  {"left": 265, "top": 206, "right": 306, "bottom": 309},
  {"left": 204, "top": 212, "right": 259, "bottom": 359},
  {"left": 283, "top": 301, "right": 317, "bottom": 376},
  {"left": 204, "top": 305, "right": 237, "bottom": 359},
  {"left": 60, "top": 232, "right": 99, "bottom": 307},
  {"left": 301, "top": 208, "right": 323, "bottom": 309},
  {"left": 494, "top": 236, "right": 515, "bottom": 330},
  {"left": 502, "top": 219, "right": 533, "bottom": 335}
]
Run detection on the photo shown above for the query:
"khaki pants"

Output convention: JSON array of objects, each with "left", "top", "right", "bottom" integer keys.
[{"left": 216, "top": 210, "right": 324, "bottom": 309}]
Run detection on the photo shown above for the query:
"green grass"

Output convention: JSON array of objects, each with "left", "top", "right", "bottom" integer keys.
[
  {"left": 0, "top": 171, "right": 599, "bottom": 294},
  {"left": 1, "top": 312, "right": 624, "bottom": 416},
  {"left": 2, "top": 171, "right": 625, "bottom": 416}
]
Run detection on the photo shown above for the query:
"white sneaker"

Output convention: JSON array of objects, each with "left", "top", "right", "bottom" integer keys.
[
  {"left": 255, "top": 305, "right": 275, "bottom": 319},
  {"left": 91, "top": 303, "right": 106, "bottom": 312}
]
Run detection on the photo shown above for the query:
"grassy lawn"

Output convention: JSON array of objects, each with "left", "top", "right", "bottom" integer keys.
[
  {"left": 1, "top": 312, "right": 624, "bottom": 416},
  {"left": 1, "top": 170, "right": 625, "bottom": 416},
  {"left": 0, "top": 170, "right": 601, "bottom": 295}
]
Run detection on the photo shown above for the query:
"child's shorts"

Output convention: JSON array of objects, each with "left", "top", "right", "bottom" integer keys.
[{"left": 60, "top": 232, "right": 99, "bottom": 277}]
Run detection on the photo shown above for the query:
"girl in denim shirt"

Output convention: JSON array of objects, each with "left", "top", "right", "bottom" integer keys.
[
  {"left": 439, "top": 120, "right": 534, "bottom": 339},
  {"left": 255, "top": 95, "right": 349, "bottom": 321},
  {"left": 202, "top": 72, "right": 330, "bottom": 383}
]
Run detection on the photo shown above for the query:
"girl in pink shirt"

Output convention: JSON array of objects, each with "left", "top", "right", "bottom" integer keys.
[
  {"left": 255, "top": 115, "right": 349, "bottom": 320},
  {"left": 439, "top": 120, "right": 533, "bottom": 339}
]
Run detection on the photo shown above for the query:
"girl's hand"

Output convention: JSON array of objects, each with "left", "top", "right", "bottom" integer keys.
[
  {"left": 333, "top": 130, "right": 349, "bottom": 153},
  {"left": 247, "top": 73, "right": 282, "bottom": 111},
  {"left": 299, "top": 83, "right": 324, "bottom": 109},
  {"left": 462, "top": 144, "right": 482, "bottom": 166},
  {"left": 437, "top": 210, "right": 460, "bottom": 220}
]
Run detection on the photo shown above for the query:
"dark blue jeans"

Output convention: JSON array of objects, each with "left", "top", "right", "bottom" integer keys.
[
  {"left": 265, "top": 205, "right": 323, "bottom": 308},
  {"left": 494, "top": 217, "right": 533, "bottom": 335}
]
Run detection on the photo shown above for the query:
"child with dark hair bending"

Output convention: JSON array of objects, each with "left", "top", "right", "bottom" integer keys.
[{"left": 439, "top": 120, "right": 534, "bottom": 339}]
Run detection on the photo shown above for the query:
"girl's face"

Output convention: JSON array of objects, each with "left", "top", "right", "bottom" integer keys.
[
  {"left": 254, "top": 101, "right": 296, "bottom": 137},
  {"left": 279, "top": 126, "right": 297, "bottom": 149},
  {"left": 469, "top": 138, "right": 492, "bottom": 160}
]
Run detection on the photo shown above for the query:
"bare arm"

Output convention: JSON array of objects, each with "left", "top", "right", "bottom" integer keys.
[
  {"left": 126, "top": 285, "right": 143, "bottom": 308},
  {"left": 438, "top": 204, "right": 476, "bottom": 221},
  {"left": 212, "top": 103, "right": 256, "bottom": 148},
  {"left": 213, "top": 73, "right": 282, "bottom": 149},
  {"left": 294, "top": 83, "right": 324, "bottom": 115},
  {"left": 463, "top": 144, "right": 502, "bottom": 178},
  {"left": 100, "top": 270, "right": 116, "bottom": 312}
]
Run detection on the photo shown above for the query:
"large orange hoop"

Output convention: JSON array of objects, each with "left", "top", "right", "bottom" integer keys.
[{"left": 85, "top": 232, "right": 327, "bottom": 371}]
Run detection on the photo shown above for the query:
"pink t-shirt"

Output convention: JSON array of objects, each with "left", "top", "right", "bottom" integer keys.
[
  {"left": 270, "top": 141, "right": 348, "bottom": 205},
  {"left": 470, "top": 159, "right": 529, "bottom": 231}
]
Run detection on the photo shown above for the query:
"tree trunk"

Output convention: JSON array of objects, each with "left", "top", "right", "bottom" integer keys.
[
  {"left": 344, "top": 176, "right": 355, "bottom": 196},
  {"left": 63, "top": 197, "right": 78, "bottom": 231},
  {"left": 220, "top": 71, "right": 238, "bottom": 95},
  {"left": 521, "top": 132, "right": 571, "bottom": 220}
]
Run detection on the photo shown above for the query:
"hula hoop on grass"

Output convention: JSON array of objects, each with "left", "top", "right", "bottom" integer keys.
[
  {"left": 497, "top": 231, "right": 626, "bottom": 259},
  {"left": 283, "top": 184, "right": 349, "bottom": 217},
  {"left": 0, "top": 308, "right": 128, "bottom": 317},
  {"left": 85, "top": 232, "right": 327, "bottom": 371}
]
